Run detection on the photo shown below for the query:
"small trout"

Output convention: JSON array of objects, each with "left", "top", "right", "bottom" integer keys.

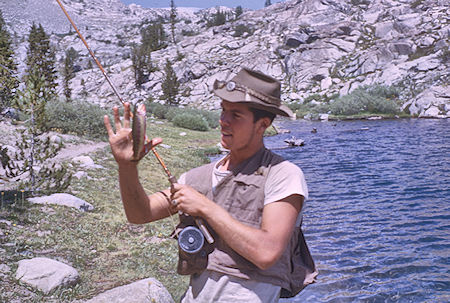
[{"left": 131, "top": 103, "right": 146, "bottom": 161}]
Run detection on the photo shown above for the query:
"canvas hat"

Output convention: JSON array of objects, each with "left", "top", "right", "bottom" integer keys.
[{"left": 213, "top": 68, "right": 294, "bottom": 118}]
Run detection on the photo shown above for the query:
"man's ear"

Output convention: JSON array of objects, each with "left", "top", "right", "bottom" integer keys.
[{"left": 258, "top": 117, "right": 272, "bottom": 133}]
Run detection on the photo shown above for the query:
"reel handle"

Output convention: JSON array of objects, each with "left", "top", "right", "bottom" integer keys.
[{"left": 169, "top": 176, "right": 214, "bottom": 244}]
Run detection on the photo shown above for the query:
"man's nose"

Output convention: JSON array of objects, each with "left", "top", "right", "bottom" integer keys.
[{"left": 220, "top": 112, "right": 230, "bottom": 126}]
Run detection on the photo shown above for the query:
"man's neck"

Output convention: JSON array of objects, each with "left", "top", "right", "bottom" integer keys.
[{"left": 222, "top": 143, "right": 265, "bottom": 171}]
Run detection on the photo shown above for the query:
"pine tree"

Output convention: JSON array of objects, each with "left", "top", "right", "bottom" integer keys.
[
  {"left": 207, "top": 9, "right": 226, "bottom": 27},
  {"left": 161, "top": 59, "right": 179, "bottom": 105},
  {"left": 0, "top": 10, "right": 19, "bottom": 111},
  {"left": 25, "top": 23, "right": 57, "bottom": 105},
  {"left": 131, "top": 21, "right": 162, "bottom": 89},
  {"left": 131, "top": 43, "right": 154, "bottom": 88},
  {"left": 62, "top": 47, "right": 78, "bottom": 102},
  {"left": 2, "top": 72, "right": 71, "bottom": 193},
  {"left": 265, "top": 0, "right": 272, "bottom": 7},
  {"left": 170, "top": 0, "right": 177, "bottom": 44},
  {"left": 235, "top": 6, "right": 243, "bottom": 18},
  {"left": 141, "top": 22, "right": 166, "bottom": 52}
]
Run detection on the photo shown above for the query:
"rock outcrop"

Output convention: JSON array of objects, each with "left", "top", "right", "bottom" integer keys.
[{"left": 0, "top": 0, "right": 448, "bottom": 117}]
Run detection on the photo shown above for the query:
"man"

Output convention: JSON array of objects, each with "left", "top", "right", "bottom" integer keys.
[{"left": 104, "top": 68, "right": 317, "bottom": 302}]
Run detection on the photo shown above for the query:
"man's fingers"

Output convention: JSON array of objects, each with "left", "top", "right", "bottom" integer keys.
[
  {"left": 103, "top": 115, "right": 114, "bottom": 137},
  {"left": 143, "top": 137, "right": 162, "bottom": 155},
  {"left": 170, "top": 182, "right": 182, "bottom": 195},
  {"left": 113, "top": 106, "right": 121, "bottom": 131},
  {"left": 123, "top": 102, "right": 131, "bottom": 129}
]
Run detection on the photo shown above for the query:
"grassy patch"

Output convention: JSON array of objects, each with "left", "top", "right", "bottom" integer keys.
[{"left": 0, "top": 121, "right": 221, "bottom": 302}]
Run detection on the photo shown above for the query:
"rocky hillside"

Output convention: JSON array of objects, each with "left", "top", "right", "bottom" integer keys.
[{"left": 1, "top": 0, "right": 449, "bottom": 118}]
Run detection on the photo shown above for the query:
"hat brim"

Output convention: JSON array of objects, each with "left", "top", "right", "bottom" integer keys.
[{"left": 214, "top": 87, "right": 294, "bottom": 118}]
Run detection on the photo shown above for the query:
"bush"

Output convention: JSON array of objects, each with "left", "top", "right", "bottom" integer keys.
[
  {"left": 232, "top": 24, "right": 254, "bottom": 37},
  {"left": 172, "top": 113, "right": 209, "bottom": 131},
  {"left": 45, "top": 100, "right": 110, "bottom": 139},
  {"left": 199, "top": 110, "right": 220, "bottom": 129},
  {"left": 151, "top": 103, "right": 169, "bottom": 119},
  {"left": 164, "top": 106, "right": 183, "bottom": 121},
  {"left": 147, "top": 102, "right": 220, "bottom": 129},
  {"left": 329, "top": 85, "right": 400, "bottom": 116}
]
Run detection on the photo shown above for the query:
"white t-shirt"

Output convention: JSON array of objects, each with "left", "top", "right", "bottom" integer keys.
[{"left": 178, "top": 154, "right": 308, "bottom": 302}]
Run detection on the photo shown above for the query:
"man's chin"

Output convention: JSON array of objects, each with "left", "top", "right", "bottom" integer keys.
[{"left": 220, "top": 140, "right": 230, "bottom": 150}]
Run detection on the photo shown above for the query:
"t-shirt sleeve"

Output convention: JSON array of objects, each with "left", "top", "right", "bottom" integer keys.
[
  {"left": 177, "top": 172, "right": 187, "bottom": 185},
  {"left": 264, "top": 161, "right": 308, "bottom": 205}
]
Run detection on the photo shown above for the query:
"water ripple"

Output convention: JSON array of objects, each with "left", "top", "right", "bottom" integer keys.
[{"left": 273, "top": 119, "right": 450, "bottom": 302}]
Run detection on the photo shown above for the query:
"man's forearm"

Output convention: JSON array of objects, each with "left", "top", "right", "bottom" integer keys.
[{"left": 118, "top": 164, "right": 152, "bottom": 224}]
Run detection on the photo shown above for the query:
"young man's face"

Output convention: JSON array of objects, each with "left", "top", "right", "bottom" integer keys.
[{"left": 219, "top": 101, "right": 265, "bottom": 154}]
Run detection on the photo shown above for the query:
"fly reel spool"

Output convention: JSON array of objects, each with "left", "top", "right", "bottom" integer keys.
[{"left": 178, "top": 226, "right": 205, "bottom": 254}]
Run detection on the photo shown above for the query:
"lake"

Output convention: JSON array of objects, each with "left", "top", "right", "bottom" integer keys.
[{"left": 264, "top": 119, "right": 450, "bottom": 303}]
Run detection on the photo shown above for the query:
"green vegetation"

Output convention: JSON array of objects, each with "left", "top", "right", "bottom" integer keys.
[
  {"left": 410, "top": 0, "right": 424, "bottom": 9},
  {"left": 62, "top": 47, "right": 79, "bottom": 101},
  {"left": 2, "top": 75, "right": 71, "bottom": 193},
  {"left": 45, "top": 99, "right": 110, "bottom": 140},
  {"left": 232, "top": 24, "right": 254, "bottom": 37},
  {"left": 0, "top": 10, "right": 19, "bottom": 111},
  {"left": 291, "top": 85, "right": 404, "bottom": 119},
  {"left": 141, "top": 21, "right": 167, "bottom": 52},
  {"left": 172, "top": 112, "right": 209, "bottom": 131},
  {"left": 147, "top": 102, "right": 220, "bottom": 131},
  {"left": 24, "top": 23, "right": 57, "bottom": 104},
  {"left": 235, "top": 6, "right": 243, "bottom": 18},
  {"left": 161, "top": 59, "right": 180, "bottom": 105},
  {"left": 0, "top": 121, "right": 221, "bottom": 302},
  {"left": 206, "top": 8, "right": 230, "bottom": 27},
  {"left": 329, "top": 85, "right": 400, "bottom": 116},
  {"left": 170, "top": 0, "right": 177, "bottom": 44},
  {"left": 131, "top": 20, "right": 166, "bottom": 88}
]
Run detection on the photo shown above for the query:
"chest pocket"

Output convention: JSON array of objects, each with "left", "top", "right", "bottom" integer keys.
[{"left": 225, "top": 173, "right": 266, "bottom": 227}]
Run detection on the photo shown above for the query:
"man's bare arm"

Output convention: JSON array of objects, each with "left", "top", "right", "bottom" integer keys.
[
  {"left": 104, "top": 102, "right": 175, "bottom": 224},
  {"left": 171, "top": 183, "right": 303, "bottom": 269}
]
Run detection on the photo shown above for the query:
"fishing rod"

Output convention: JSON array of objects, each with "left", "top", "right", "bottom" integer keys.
[
  {"left": 55, "top": 0, "right": 213, "bottom": 247},
  {"left": 55, "top": 0, "right": 176, "bottom": 174}
]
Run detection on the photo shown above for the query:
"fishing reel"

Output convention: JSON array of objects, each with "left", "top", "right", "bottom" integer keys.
[{"left": 178, "top": 226, "right": 205, "bottom": 254}]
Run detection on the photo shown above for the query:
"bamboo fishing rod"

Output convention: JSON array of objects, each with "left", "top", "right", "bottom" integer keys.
[
  {"left": 55, "top": 0, "right": 214, "bottom": 244},
  {"left": 55, "top": 0, "right": 172, "bottom": 176}
]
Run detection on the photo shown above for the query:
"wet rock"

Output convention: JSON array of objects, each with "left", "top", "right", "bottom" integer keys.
[{"left": 284, "top": 136, "right": 305, "bottom": 146}]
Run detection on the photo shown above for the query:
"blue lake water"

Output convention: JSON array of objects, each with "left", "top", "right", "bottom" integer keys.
[{"left": 264, "top": 119, "right": 450, "bottom": 303}]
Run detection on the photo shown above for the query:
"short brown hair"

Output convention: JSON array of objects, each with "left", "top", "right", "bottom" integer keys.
[{"left": 249, "top": 107, "right": 276, "bottom": 123}]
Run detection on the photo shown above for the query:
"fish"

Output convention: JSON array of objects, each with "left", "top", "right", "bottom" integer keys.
[{"left": 131, "top": 103, "right": 147, "bottom": 161}]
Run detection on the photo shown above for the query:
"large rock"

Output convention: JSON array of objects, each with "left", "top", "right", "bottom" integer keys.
[
  {"left": 86, "top": 278, "right": 174, "bottom": 303},
  {"left": 15, "top": 257, "right": 79, "bottom": 294},
  {"left": 72, "top": 155, "right": 104, "bottom": 169},
  {"left": 28, "top": 193, "right": 94, "bottom": 211},
  {"left": 0, "top": 0, "right": 448, "bottom": 118},
  {"left": 403, "top": 85, "right": 450, "bottom": 118}
]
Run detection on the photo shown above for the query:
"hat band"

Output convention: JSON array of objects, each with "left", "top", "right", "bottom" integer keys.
[{"left": 214, "top": 80, "right": 281, "bottom": 106}]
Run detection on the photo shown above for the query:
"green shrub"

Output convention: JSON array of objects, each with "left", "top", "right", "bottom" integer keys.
[
  {"left": 146, "top": 102, "right": 220, "bottom": 129},
  {"left": 164, "top": 106, "right": 183, "bottom": 121},
  {"left": 329, "top": 85, "right": 400, "bottom": 116},
  {"left": 199, "top": 110, "right": 220, "bottom": 129},
  {"left": 45, "top": 100, "right": 110, "bottom": 139},
  {"left": 151, "top": 103, "right": 169, "bottom": 119},
  {"left": 172, "top": 113, "right": 209, "bottom": 131},
  {"left": 232, "top": 24, "right": 254, "bottom": 37}
]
